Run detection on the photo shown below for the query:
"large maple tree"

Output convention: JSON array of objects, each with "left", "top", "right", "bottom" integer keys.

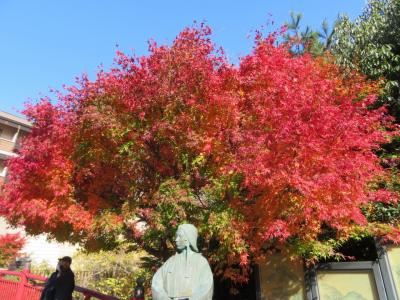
[{"left": 1, "top": 25, "right": 398, "bottom": 281}]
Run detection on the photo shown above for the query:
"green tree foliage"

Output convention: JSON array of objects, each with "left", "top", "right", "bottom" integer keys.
[
  {"left": 332, "top": 0, "right": 400, "bottom": 117},
  {"left": 31, "top": 248, "right": 149, "bottom": 300},
  {"left": 283, "top": 12, "right": 333, "bottom": 56},
  {"left": 72, "top": 249, "right": 149, "bottom": 300}
]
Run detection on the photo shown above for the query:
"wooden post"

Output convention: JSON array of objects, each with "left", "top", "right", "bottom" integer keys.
[
  {"left": 83, "top": 292, "right": 92, "bottom": 300},
  {"left": 15, "top": 272, "right": 27, "bottom": 300}
]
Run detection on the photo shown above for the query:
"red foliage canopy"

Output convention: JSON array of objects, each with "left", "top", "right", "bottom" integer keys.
[
  {"left": 0, "top": 25, "right": 398, "bottom": 281},
  {"left": 233, "top": 39, "right": 397, "bottom": 257}
]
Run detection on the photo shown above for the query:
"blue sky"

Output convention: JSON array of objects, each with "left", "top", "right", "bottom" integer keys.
[{"left": 0, "top": 0, "right": 366, "bottom": 116}]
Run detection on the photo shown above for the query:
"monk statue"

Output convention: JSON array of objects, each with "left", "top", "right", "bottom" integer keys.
[{"left": 151, "top": 223, "right": 214, "bottom": 300}]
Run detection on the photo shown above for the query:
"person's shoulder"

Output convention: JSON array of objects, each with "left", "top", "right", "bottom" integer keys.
[
  {"left": 64, "top": 268, "right": 75, "bottom": 278},
  {"left": 158, "top": 253, "right": 179, "bottom": 271},
  {"left": 193, "top": 252, "right": 210, "bottom": 263},
  {"left": 193, "top": 252, "right": 206, "bottom": 258},
  {"left": 46, "top": 271, "right": 58, "bottom": 285},
  {"left": 165, "top": 253, "right": 180, "bottom": 263}
]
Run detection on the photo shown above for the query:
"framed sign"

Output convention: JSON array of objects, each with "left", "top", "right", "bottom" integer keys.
[{"left": 305, "top": 261, "right": 387, "bottom": 300}]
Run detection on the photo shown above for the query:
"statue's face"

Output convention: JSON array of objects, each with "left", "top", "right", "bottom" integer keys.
[{"left": 175, "top": 228, "right": 189, "bottom": 250}]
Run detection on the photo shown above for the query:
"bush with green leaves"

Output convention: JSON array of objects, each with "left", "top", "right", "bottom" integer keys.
[
  {"left": 31, "top": 248, "right": 150, "bottom": 300},
  {"left": 332, "top": 0, "right": 400, "bottom": 118}
]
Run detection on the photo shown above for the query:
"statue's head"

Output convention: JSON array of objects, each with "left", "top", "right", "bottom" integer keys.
[{"left": 175, "top": 223, "right": 199, "bottom": 252}]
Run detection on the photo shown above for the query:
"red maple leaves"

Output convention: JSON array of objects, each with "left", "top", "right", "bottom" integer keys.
[
  {"left": 0, "top": 25, "right": 398, "bottom": 280},
  {"left": 0, "top": 233, "right": 25, "bottom": 267}
]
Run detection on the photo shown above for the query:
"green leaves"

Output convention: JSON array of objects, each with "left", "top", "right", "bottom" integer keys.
[
  {"left": 332, "top": 0, "right": 400, "bottom": 119},
  {"left": 283, "top": 12, "right": 332, "bottom": 56}
]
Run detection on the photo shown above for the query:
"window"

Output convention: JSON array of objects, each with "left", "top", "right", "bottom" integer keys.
[
  {"left": 0, "top": 160, "right": 6, "bottom": 177},
  {"left": 317, "top": 270, "right": 379, "bottom": 299},
  {"left": 0, "top": 124, "right": 17, "bottom": 141},
  {"left": 385, "top": 246, "right": 400, "bottom": 297},
  {"left": 306, "top": 262, "right": 390, "bottom": 300}
]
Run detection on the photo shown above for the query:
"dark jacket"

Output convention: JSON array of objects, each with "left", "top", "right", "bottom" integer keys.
[
  {"left": 40, "top": 268, "right": 75, "bottom": 300},
  {"left": 40, "top": 272, "right": 57, "bottom": 300}
]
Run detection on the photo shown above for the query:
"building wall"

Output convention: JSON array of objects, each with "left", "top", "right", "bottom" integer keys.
[
  {"left": 0, "top": 217, "right": 77, "bottom": 267},
  {"left": 0, "top": 111, "right": 77, "bottom": 267},
  {"left": 0, "top": 123, "right": 18, "bottom": 141}
]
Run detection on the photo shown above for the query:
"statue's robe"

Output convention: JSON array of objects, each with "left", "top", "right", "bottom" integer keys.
[{"left": 152, "top": 251, "right": 213, "bottom": 300}]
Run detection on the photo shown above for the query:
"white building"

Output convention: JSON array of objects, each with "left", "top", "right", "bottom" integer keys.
[{"left": 0, "top": 111, "right": 77, "bottom": 267}]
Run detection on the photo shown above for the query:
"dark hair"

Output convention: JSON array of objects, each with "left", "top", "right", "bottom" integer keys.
[{"left": 60, "top": 256, "right": 72, "bottom": 264}]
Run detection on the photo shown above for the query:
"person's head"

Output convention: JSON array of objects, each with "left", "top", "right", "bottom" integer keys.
[
  {"left": 175, "top": 224, "right": 198, "bottom": 252},
  {"left": 58, "top": 256, "right": 72, "bottom": 269}
]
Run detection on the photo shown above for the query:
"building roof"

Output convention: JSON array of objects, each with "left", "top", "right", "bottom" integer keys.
[
  {"left": 0, "top": 149, "right": 18, "bottom": 159},
  {"left": 0, "top": 111, "right": 32, "bottom": 129}
]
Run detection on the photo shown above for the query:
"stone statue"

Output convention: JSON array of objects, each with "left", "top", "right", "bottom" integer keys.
[{"left": 151, "top": 224, "right": 213, "bottom": 300}]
